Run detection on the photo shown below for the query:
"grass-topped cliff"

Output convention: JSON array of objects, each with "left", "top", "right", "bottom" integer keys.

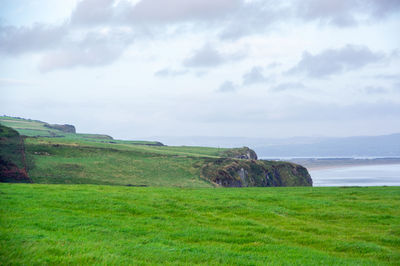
[{"left": 0, "top": 116, "right": 311, "bottom": 187}]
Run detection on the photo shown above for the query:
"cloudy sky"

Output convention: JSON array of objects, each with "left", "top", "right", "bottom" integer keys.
[{"left": 1, "top": 0, "right": 400, "bottom": 140}]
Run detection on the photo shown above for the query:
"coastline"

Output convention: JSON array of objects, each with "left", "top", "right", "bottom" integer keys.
[
  {"left": 307, "top": 161, "right": 400, "bottom": 171},
  {"left": 261, "top": 157, "right": 400, "bottom": 171}
]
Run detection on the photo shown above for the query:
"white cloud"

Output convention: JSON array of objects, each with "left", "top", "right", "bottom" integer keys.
[
  {"left": 0, "top": 23, "right": 67, "bottom": 55},
  {"left": 242, "top": 66, "right": 269, "bottom": 86},
  {"left": 38, "top": 30, "right": 132, "bottom": 72},
  {"left": 183, "top": 43, "right": 244, "bottom": 68},
  {"left": 217, "top": 81, "right": 237, "bottom": 93},
  {"left": 154, "top": 68, "right": 187, "bottom": 77},
  {"left": 271, "top": 82, "right": 305, "bottom": 91},
  {"left": 287, "top": 44, "right": 385, "bottom": 78}
]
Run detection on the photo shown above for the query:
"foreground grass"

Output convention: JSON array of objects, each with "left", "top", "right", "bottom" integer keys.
[{"left": 1, "top": 184, "right": 399, "bottom": 265}]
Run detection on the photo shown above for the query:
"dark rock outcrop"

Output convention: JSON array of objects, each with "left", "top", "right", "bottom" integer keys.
[
  {"left": 201, "top": 158, "right": 312, "bottom": 187},
  {"left": 0, "top": 125, "right": 32, "bottom": 183},
  {"left": 44, "top": 123, "right": 76, "bottom": 133},
  {"left": 0, "top": 158, "right": 31, "bottom": 183}
]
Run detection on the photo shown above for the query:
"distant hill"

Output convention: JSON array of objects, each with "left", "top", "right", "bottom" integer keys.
[
  {"left": 0, "top": 116, "right": 162, "bottom": 146},
  {"left": 154, "top": 134, "right": 400, "bottom": 157},
  {"left": 255, "top": 134, "right": 400, "bottom": 157}
]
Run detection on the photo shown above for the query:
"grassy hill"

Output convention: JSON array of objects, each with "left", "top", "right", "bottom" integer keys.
[
  {"left": 1, "top": 116, "right": 311, "bottom": 187},
  {"left": 0, "top": 116, "right": 160, "bottom": 145},
  {"left": 1, "top": 184, "right": 399, "bottom": 264}
]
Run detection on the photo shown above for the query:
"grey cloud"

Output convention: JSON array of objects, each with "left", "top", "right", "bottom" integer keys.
[
  {"left": 266, "top": 62, "right": 281, "bottom": 69},
  {"left": 70, "top": 0, "right": 114, "bottom": 25},
  {"left": 155, "top": 68, "right": 187, "bottom": 77},
  {"left": 374, "top": 73, "right": 400, "bottom": 80},
  {"left": 295, "top": 0, "right": 400, "bottom": 27},
  {"left": 288, "top": 44, "right": 385, "bottom": 78},
  {"left": 2, "top": 0, "right": 399, "bottom": 61},
  {"left": 0, "top": 24, "right": 67, "bottom": 55},
  {"left": 217, "top": 81, "right": 236, "bottom": 93},
  {"left": 183, "top": 44, "right": 244, "bottom": 68},
  {"left": 70, "top": 0, "right": 400, "bottom": 31},
  {"left": 67, "top": 0, "right": 244, "bottom": 27},
  {"left": 242, "top": 66, "right": 269, "bottom": 86},
  {"left": 218, "top": 1, "right": 284, "bottom": 40},
  {"left": 39, "top": 31, "right": 131, "bottom": 72},
  {"left": 127, "top": 0, "right": 241, "bottom": 23},
  {"left": 218, "top": 0, "right": 400, "bottom": 40},
  {"left": 296, "top": 0, "right": 359, "bottom": 27},
  {"left": 271, "top": 82, "right": 305, "bottom": 92},
  {"left": 367, "top": 0, "right": 400, "bottom": 19},
  {"left": 364, "top": 86, "right": 387, "bottom": 94}
]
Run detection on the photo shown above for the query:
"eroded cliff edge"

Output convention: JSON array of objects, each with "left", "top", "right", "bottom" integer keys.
[{"left": 201, "top": 147, "right": 312, "bottom": 187}]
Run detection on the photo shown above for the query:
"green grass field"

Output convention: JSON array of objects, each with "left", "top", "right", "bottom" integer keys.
[
  {"left": 0, "top": 116, "right": 160, "bottom": 145},
  {"left": 23, "top": 135, "right": 231, "bottom": 187},
  {"left": 1, "top": 116, "right": 236, "bottom": 187},
  {"left": 1, "top": 184, "right": 399, "bottom": 265}
]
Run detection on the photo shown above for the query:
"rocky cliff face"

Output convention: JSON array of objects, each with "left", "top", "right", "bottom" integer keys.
[
  {"left": 201, "top": 148, "right": 312, "bottom": 187},
  {"left": 44, "top": 124, "right": 76, "bottom": 133}
]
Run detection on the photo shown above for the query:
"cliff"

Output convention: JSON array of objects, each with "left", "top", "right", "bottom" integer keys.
[
  {"left": 201, "top": 147, "right": 312, "bottom": 187},
  {"left": 201, "top": 158, "right": 312, "bottom": 187},
  {"left": 43, "top": 123, "right": 76, "bottom": 133}
]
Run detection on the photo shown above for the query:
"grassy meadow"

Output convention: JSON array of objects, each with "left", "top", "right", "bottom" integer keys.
[
  {"left": 1, "top": 116, "right": 232, "bottom": 187},
  {"left": 1, "top": 184, "right": 400, "bottom": 265},
  {"left": 23, "top": 136, "right": 227, "bottom": 187}
]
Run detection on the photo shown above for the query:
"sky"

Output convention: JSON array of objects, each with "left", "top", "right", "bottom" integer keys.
[{"left": 1, "top": 0, "right": 400, "bottom": 140}]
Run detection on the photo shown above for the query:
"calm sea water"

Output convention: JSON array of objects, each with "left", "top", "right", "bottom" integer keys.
[{"left": 310, "top": 164, "right": 400, "bottom": 187}]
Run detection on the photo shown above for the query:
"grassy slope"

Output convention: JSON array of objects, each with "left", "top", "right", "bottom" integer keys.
[
  {"left": 1, "top": 116, "right": 232, "bottom": 187},
  {"left": 0, "top": 116, "right": 158, "bottom": 145},
  {"left": 25, "top": 137, "right": 227, "bottom": 187},
  {"left": 1, "top": 184, "right": 399, "bottom": 265}
]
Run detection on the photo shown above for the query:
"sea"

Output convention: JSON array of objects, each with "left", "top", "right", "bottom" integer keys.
[{"left": 310, "top": 164, "right": 400, "bottom": 187}]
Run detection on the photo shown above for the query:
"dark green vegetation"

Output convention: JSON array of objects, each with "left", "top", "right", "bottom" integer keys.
[
  {"left": 1, "top": 184, "right": 399, "bottom": 265},
  {"left": 0, "top": 125, "right": 31, "bottom": 182},
  {"left": 0, "top": 116, "right": 311, "bottom": 187}
]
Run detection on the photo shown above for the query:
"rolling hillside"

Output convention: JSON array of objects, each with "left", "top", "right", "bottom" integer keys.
[{"left": 0, "top": 116, "right": 311, "bottom": 187}]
